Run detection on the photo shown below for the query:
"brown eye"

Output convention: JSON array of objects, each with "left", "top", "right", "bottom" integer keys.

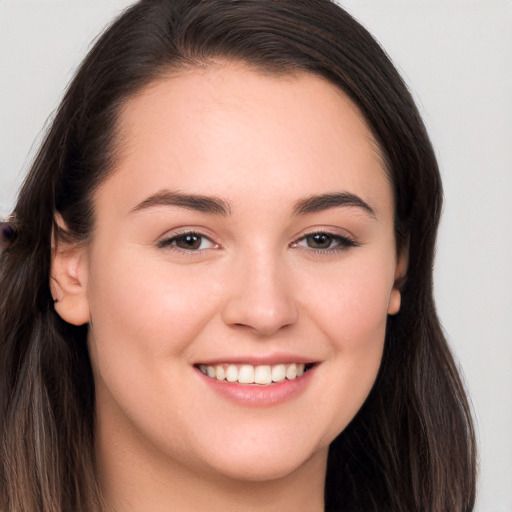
[
  {"left": 306, "top": 233, "right": 335, "bottom": 249},
  {"left": 174, "top": 234, "right": 203, "bottom": 250},
  {"left": 158, "top": 232, "right": 217, "bottom": 251},
  {"left": 292, "top": 232, "right": 358, "bottom": 253}
]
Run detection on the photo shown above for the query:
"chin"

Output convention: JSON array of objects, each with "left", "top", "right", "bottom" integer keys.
[
  {"left": 208, "top": 456, "right": 314, "bottom": 483},
  {"left": 196, "top": 435, "right": 329, "bottom": 484}
]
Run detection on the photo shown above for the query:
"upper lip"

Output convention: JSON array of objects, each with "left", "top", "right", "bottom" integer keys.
[{"left": 194, "top": 353, "right": 319, "bottom": 366}]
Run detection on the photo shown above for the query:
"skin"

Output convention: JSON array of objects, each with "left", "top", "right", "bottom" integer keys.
[{"left": 52, "top": 63, "right": 406, "bottom": 512}]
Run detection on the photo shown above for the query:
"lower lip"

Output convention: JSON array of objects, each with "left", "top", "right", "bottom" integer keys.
[{"left": 196, "top": 366, "right": 316, "bottom": 407}]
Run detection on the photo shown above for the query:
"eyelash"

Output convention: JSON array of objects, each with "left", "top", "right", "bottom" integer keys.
[
  {"left": 157, "top": 230, "right": 358, "bottom": 255},
  {"left": 291, "top": 232, "right": 359, "bottom": 254},
  {"left": 157, "top": 231, "right": 218, "bottom": 252}
]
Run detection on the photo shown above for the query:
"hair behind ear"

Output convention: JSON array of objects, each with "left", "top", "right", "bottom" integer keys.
[{"left": 1, "top": 219, "right": 100, "bottom": 512}]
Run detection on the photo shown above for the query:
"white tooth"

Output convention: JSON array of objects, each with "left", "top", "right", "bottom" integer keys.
[
  {"left": 199, "top": 365, "right": 208, "bottom": 375},
  {"left": 254, "top": 365, "right": 272, "bottom": 385},
  {"left": 238, "top": 365, "right": 255, "bottom": 384},
  {"left": 226, "top": 365, "right": 239, "bottom": 383},
  {"left": 296, "top": 363, "right": 305, "bottom": 377},
  {"left": 286, "top": 363, "right": 297, "bottom": 380},
  {"left": 206, "top": 366, "right": 216, "bottom": 378},
  {"left": 271, "top": 364, "right": 286, "bottom": 383},
  {"left": 215, "top": 365, "right": 226, "bottom": 381}
]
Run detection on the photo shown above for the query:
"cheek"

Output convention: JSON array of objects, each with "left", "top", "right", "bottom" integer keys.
[
  {"left": 298, "top": 257, "right": 393, "bottom": 434},
  {"left": 84, "top": 248, "right": 228, "bottom": 454},
  {"left": 306, "top": 258, "right": 394, "bottom": 345},
  {"left": 85, "top": 246, "right": 223, "bottom": 372}
]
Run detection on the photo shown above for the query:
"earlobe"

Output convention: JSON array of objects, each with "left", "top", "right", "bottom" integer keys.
[
  {"left": 50, "top": 219, "right": 90, "bottom": 326},
  {"left": 387, "top": 245, "right": 408, "bottom": 316},
  {"left": 387, "top": 288, "right": 402, "bottom": 316}
]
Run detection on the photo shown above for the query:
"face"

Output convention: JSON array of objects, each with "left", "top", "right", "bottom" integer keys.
[{"left": 55, "top": 64, "right": 404, "bottom": 484}]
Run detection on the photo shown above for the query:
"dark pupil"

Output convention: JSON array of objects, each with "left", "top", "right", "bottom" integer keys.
[
  {"left": 176, "top": 234, "right": 201, "bottom": 250},
  {"left": 307, "top": 233, "right": 332, "bottom": 249}
]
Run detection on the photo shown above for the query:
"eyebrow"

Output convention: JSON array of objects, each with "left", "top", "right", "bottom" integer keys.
[
  {"left": 131, "top": 190, "right": 232, "bottom": 216},
  {"left": 293, "top": 192, "right": 376, "bottom": 218},
  {"left": 131, "top": 189, "right": 375, "bottom": 218}
]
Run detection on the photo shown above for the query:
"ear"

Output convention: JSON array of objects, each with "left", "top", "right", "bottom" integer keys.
[
  {"left": 387, "top": 245, "right": 408, "bottom": 316},
  {"left": 50, "top": 217, "right": 90, "bottom": 326}
]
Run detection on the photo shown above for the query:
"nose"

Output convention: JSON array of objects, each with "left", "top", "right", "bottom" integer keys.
[{"left": 220, "top": 253, "right": 299, "bottom": 337}]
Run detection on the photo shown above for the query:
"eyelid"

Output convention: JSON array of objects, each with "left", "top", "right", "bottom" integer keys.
[
  {"left": 290, "top": 229, "right": 360, "bottom": 252},
  {"left": 155, "top": 226, "right": 359, "bottom": 254},
  {"left": 156, "top": 228, "right": 221, "bottom": 252}
]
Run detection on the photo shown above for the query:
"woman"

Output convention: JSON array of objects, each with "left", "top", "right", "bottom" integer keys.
[{"left": 0, "top": 1, "right": 476, "bottom": 511}]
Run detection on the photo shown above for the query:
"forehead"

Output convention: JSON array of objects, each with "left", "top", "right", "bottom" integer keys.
[{"left": 100, "top": 63, "right": 391, "bottom": 217}]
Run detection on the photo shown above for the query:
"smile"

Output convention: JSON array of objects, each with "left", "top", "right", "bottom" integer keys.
[{"left": 197, "top": 363, "right": 312, "bottom": 385}]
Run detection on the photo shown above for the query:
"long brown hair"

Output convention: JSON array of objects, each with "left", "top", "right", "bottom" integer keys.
[{"left": 0, "top": 1, "right": 476, "bottom": 510}]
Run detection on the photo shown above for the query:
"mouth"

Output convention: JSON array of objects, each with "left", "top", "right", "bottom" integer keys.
[{"left": 195, "top": 362, "right": 316, "bottom": 385}]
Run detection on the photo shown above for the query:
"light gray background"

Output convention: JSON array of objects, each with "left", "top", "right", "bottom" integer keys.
[{"left": 1, "top": 1, "right": 511, "bottom": 510}]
